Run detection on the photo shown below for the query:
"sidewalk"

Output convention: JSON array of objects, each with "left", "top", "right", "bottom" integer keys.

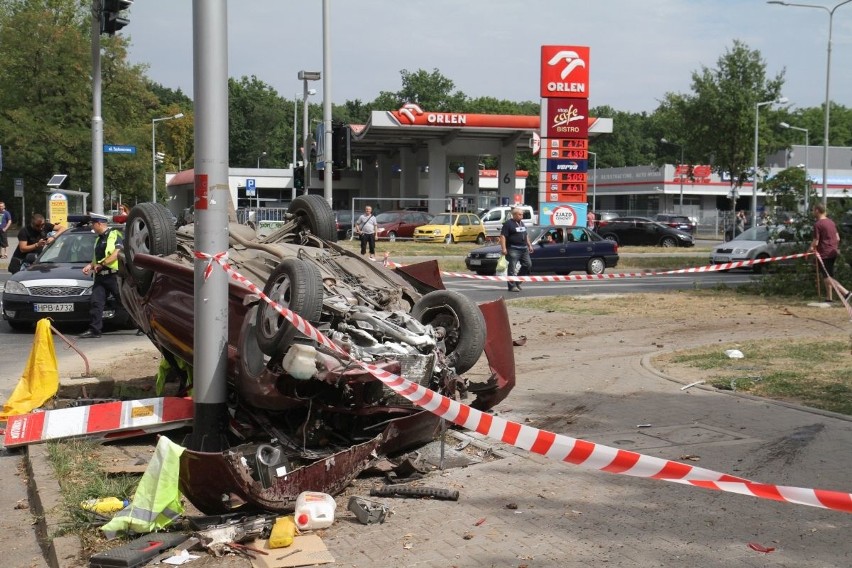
[{"left": 17, "top": 303, "right": 852, "bottom": 567}]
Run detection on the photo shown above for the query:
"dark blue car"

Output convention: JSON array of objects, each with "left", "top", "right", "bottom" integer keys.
[{"left": 464, "top": 225, "right": 619, "bottom": 276}]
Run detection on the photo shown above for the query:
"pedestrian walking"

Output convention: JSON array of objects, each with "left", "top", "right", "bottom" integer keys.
[
  {"left": 0, "top": 201, "right": 12, "bottom": 259},
  {"left": 499, "top": 207, "right": 533, "bottom": 292},
  {"left": 355, "top": 205, "right": 377, "bottom": 260},
  {"left": 587, "top": 210, "right": 596, "bottom": 231},
  {"left": 809, "top": 203, "right": 851, "bottom": 303},
  {"left": 79, "top": 214, "right": 123, "bottom": 338},
  {"left": 8, "top": 213, "right": 66, "bottom": 274}
]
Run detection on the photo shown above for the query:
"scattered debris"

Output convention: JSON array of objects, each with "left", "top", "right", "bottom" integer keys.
[
  {"left": 370, "top": 485, "right": 459, "bottom": 501},
  {"left": 724, "top": 349, "right": 745, "bottom": 359},
  {"left": 505, "top": 503, "right": 518, "bottom": 510},
  {"left": 680, "top": 380, "right": 706, "bottom": 391},
  {"left": 474, "top": 517, "right": 486, "bottom": 526},
  {"left": 747, "top": 542, "right": 776, "bottom": 553},
  {"left": 636, "top": 424, "right": 652, "bottom": 428},
  {"left": 462, "top": 532, "right": 475, "bottom": 540},
  {"left": 347, "top": 496, "right": 390, "bottom": 525},
  {"left": 680, "top": 454, "right": 701, "bottom": 461}
]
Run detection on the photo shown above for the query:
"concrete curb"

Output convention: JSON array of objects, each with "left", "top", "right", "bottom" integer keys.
[{"left": 639, "top": 351, "right": 852, "bottom": 423}]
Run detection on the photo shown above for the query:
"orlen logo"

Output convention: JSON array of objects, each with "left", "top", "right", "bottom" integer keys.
[
  {"left": 550, "top": 206, "right": 577, "bottom": 226},
  {"left": 398, "top": 102, "right": 424, "bottom": 124},
  {"left": 540, "top": 45, "right": 590, "bottom": 99}
]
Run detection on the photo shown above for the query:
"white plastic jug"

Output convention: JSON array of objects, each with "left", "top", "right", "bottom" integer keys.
[{"left": 294, "top": 491, "right": 336, "bottom": 530}]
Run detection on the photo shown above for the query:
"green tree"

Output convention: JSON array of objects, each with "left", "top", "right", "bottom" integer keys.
[
  {"left": 228, "top": 76, "right": 290, "bottom": 168},
  {"left": 655, "top": 40, "right": 785, "bottom": 197}
]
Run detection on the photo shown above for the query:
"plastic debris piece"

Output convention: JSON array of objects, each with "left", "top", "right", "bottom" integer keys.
[
  {"left": 636, "top": 424, "right": 652, "bottom": 428},
  {"left": 348, "top": 496, "right": 389, "bottom": 524},
  {"left": 681, "top": 380, "right": 706, "bottom": 391},
  {"left": 474, "top": 517, "right": 486, "bottom": 526},
  {"left": 724, "top": 349, "right": 744, "bottom": 359},
  {"left": 747, "top": 542, "right": 776, "bottom": 553}
]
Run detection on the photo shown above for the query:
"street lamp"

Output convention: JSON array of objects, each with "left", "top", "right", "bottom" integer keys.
[
  {"left": 752, "top": 97, "right": 788, "bottom": 223},
  {"left": 661, "top": 138, "right": 685, "bottom": 212},
  {"left": 292, "top": 93, "right": 299, "bottom": 169},
  {"left": 768, "top": 0, "right": 852, "bottom": 206},
  {"left": 298, "top": 71, "right": 321, "bottom": 194},
  {"left": 587, "top": 150, "right": 597, "bottom": 212},
  {"left": 151, "top": 112, "right": 184, "bottom": 203},
  {"left": 780, "top": 122, "right": 810, "bottom": 211},
  {"left": 256, "top": 151, "right": 267, "bottom": 169}
]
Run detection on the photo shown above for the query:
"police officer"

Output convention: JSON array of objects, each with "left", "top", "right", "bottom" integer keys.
[{"left": 79, "top": 213, "right": 123, "bottom": 338}]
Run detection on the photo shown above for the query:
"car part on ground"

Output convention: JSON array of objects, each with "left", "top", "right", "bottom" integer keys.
[
  {"left": 118, "top": 196, "right": 516, "bottom": 514},
  {"left": 465, "top": 226, "right": 618, "bottom": 276}
]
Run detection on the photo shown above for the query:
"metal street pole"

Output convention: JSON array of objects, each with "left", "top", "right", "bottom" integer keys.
[
  {"left": 151, "top": 113, "right": 184, "bottom": 203},
  {"left": 91, "top": 0, "right": 104, "bottom": 215},
  {"left": 752, "top": 97, "right": 787, "bottom": 224},
  {"left": 256, "top": 151, "right": 266, "bottom": 212},
  {"left": 588, "top": 151, "right": 597, "bottom": 211},
  {"left": 292, "top": 94, "right": 299, "bottom": 168},
  {"left": 768, "top": 0, "right": 852, "bottom": 207},
  {"left": 322, "top": 0, "right": 333, "bottom": 207},
  {"left": 780, "top": 122, "right": 810, "bottom": 211},
  {"left": 298, "top": 71, "right": 320, "bottom": 195}
]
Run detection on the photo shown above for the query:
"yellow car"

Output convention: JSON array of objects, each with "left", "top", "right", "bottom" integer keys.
[{"left": 412, "top": 212, "right": 487, "bottom": 244}]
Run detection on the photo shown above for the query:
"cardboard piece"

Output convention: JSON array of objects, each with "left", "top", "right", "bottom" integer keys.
[{"left": 250, "top": 534, "right": 334, "bottom": 568}]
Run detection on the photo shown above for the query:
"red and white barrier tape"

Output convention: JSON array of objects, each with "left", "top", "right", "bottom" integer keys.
[
  {"left": 427, "top": 252, "right": 814, "bottom": 283},
  {"left": 194, "top": 250, "right": 852, "bottom": 514}
]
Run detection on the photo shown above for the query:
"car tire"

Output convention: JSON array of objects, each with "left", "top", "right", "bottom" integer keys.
[
  {"left": 411, "top": 290, "right": 486, "bottom": 375},
  {"left": 444, "top": 234, "right": 454, "bottom": 244},
  {"left": 239, "top": 305, "right": 271, "bottom": 385},
  {"left": 602, "top": 234, "right": 619, "bottom": 244},
  {"left": 288, "top": 195, "right": 337, "bottom": 242},
  {"left": 660, "top": 237, "right": 677, "bottom": 248},
  {"left": 475, "top": 233, "right": 486, "bottom": 245},
  {"left": 256, "top": 259, "right": 324, "bottom": 359},
  {"left": 586, "top": 257, "right": 606, "bottom": 275},
  {"left": 388, "top": 231, "right": 397, "bottom": 242},
  {"left": 125, "top": 203, "right": 178, "bottom": 295}
]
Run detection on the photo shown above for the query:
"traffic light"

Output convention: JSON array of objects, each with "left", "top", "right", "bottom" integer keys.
[
  {"left": 293, "top": 166, "right": 305, "bottom": 190},
  {"left": 331, "top": 124, "right": 351, "bottom": 170},
  {"left": 101, "top": 0, "right": 132, "bottom": 36}
]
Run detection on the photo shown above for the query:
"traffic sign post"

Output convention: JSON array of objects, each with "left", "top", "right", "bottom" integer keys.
[
  {"left": 14, "top": 178, "right": 24, "bottom": 225},
  {"left": 245, "top": 178, "right": 258, "bottom": 212}
]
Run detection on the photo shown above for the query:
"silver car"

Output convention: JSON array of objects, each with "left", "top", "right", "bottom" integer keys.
[{"left": 709, "top": 225, "right": 807, "bottom": 273}]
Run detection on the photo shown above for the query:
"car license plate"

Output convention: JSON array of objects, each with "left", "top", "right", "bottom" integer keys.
[
  {"left": 34, "top": 303, "right": 74, "bottom": 313},
  {"left": 715, "top": 256, "right": 730, "bottom": 263},
  {"left": 469, "top": 259, "right": 481, "bottom": 266}
]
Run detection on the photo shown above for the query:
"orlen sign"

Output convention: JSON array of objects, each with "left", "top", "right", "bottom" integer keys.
[{"left": 540, "top": 45, "right": 590, "bottom": 99}]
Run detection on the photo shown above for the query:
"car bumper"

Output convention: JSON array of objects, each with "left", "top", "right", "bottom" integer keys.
[
  {"left": 413, "top": 235, "right": 445, "bottom": 243},
  {"left": 1, "top": 293, "right": 125, "bottom": 324},
  {"left": 465, "top": 257, "right": 498, "bottom": 273}
]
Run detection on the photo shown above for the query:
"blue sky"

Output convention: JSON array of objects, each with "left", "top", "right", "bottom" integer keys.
[{"left": 124, "top": 1, "right": 852, "bottom": 114}]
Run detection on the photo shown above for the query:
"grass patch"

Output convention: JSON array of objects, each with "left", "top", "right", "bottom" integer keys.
[
  {"left": 663, "top": 338, "right": 852, "bottom": 415},
  {"left": 45, "top": 439, "right": 139, "bottom": 551}
]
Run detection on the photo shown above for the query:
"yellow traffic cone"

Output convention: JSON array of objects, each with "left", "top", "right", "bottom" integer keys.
[{"left": 0, "top": 319, "right": 59, "bottom": 420}]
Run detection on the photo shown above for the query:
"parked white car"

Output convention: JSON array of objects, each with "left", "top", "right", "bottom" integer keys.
[{"left": 480, "top": 205, "right": 537, "bottom": 237}]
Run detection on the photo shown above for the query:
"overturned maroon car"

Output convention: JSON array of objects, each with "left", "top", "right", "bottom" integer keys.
[{"left": 119, "top": 197, "right": 516, "bottom": 513}]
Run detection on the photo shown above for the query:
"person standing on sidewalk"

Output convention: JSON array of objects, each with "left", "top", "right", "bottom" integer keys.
[
  {"left": 499, "top": 207, "right": 533, "bottom": 293},
  {"left": 79, "top": 214, "right": 123, "bottom": 338},
  {"left": 0, "top": 201, "right": 12, "bottom": 259},
  {"left": 355, "top": 205, "right": 377, "bottom": 260},
  {"left": 809, "top": 203, "right": 851, "bottom": 303}
]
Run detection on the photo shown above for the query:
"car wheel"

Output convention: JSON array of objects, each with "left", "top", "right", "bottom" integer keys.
[
  {"left": 388, "top": 231, "right": 397, "bottom": 242},
  {"left": 660, "top": 237, "right": 677, "bottom": 248},
  {"left": 239, "top": 305, "right": 271, "bottom": 386},
  {"left": 586, "top": 257, "right": 606, "bottom": 275},
  {"left": 411, "top": 290, "right": 486, "bottom": 375},
  {"left": 288, "top": 195, "right": 337, "bottom": 242},
  {"left": 602, "top": 234, "right": 618, "bottom": 244},
  {"left": 475, "top": 233, "right": 486, "bottom": 245},
  {"left": 125, "top": 203, "right": 177, "bottom": 295},
  {"left": 256, "top": 259, "right": 324, "bottom": 359},
  {"left": 444, "top": 234, "right": 454, "bottom": 244},
  {"left": 753, "top": 254, "right": 770, "bottom": 274},
  {"left": 345, "top": 228, "right": 353, "bottom": 240}
]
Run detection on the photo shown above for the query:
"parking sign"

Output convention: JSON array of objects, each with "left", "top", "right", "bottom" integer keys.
[{"left": 246, "top": 178, "right": 256, "bottom": 197}]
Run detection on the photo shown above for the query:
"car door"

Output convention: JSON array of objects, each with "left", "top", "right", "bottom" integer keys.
[
  {"left": 455, "top": 213, "right": 471, "bottom": 241},
  {"left": 399, "top": 213, "right": 419, "bottom": 238},
  {"left": 633, "top": 220, "right": 658, "bottom": 245},
  {"left": 532, "top": 228, "right": 560, "bottom": 272}
]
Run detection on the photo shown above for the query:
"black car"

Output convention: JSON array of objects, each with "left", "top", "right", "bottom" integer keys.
[
  {"left": 1, "top": 220, "right": 131, "bottom": 331},
  {"left": 595, "top": 216, "right": 695, "bottom": 247},
  {"left": 334, "top": 209, "right": 355, "bottom": 239},
  {"left": 465, "top": 225, "right": 619, "bottom": 276},
  {"left": 654, "top": 214, "right": 696, "bottom": 234}
]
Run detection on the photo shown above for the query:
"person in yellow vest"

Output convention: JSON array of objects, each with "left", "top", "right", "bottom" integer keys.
[{"left": 79, "top": 213, "right": 123, "bottom": 339}]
